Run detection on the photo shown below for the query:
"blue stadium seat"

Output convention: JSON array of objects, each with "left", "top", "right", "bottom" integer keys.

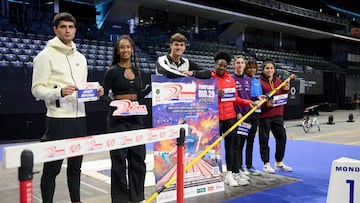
[
  {"left": 78, "top": 48, "right": 88, "bottom": 54},
  {"left": 12, "top": 48, "right": 23, "bottom": 55},
  {"left": 23, "top": 49, "right": 35, "bottom": 56},
  {"left": 21, "top": 38, "right": 32, "bottom": 44},
  {"left": 90, "top": 45, "right": 97, "bottom": 50},
  {"left": 4, "top": 42, "right": 15, "bottom": 49},
  {"left": 32, "top": 39, "right": 42, "bottom": 45},
  {"left": 18, "top": 55, "right": 31, "bottom": 62},
  {"left": 87, "top": 54, "right": 97, "bottom": 60},
  {"left": 4, "top": 54, "right": 17, "bottom": 61},
  {"left": 88, "top": 49, "right": 97, "bottom": 54},
  {"left": 0, "top": 60, "right": 10, "bottom": 68},
  {"left": 10, "top": 61, "right": 23, "bottom": 68},
  {"left": 87, "top": 59, "right": 96, "bottom": 66},
  {"left": 24, "top": 61, "right": 33, "bottom": 68},
  {"left": 81, "top": 44, "right": 90, "bottom": 49},
  {"left": 16, "top": 43, "right": 27, "bottom": 49},
  {"left": 98, "top": 45, "right": 106, "bottom": 50},
  {"left": 97, "top": 50, "right": 105, "bottom": 55},
  {"left": 82, "top": 39, "right": 90, "bottom": 44},
  {"left": 140, "top": 62, "right": 148, "bottom": 69},
  {"left": 28, "top": 44, "right": 39, "bottom": 50},
  {"left": 0, "top": 36, "right": 9, "bottom": 42},
  {"left": 37, "top": 34, "right": 46, "bottom": 41},
  {"left": 26, "top": 33, "right": 36, "bottom": 39},
  {"left": 3, "top": 31, "right": 14, "bottom": 37},
  {"left": 95, "top": 66, "right": 105, "bottom": 71},
  {"left": 107, "top": 46, "right": 113, "bottom": 51},
  {"left": 0, "top": 47, "right": 10, "bottom": 54},
  {"left": 96, "top": 60, "right": 106, "bottom": 66},
  {"left": 10, "top": 37, "right": 21, "bottom": 43},
  {"left": 15, "top": 32, "right": 25, "bottom": 38},
  {"left": 97, "top": 55, "right": 105, "bottom": 60}
]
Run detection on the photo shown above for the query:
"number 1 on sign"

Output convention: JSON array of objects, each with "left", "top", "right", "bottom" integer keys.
[{"left": 346, "top": 179, "right": 354, "bottom": 203}]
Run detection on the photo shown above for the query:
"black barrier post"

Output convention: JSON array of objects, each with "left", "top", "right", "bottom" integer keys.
[
  {"left": 347, "top": 113, "right": 354, "bottom": 122},
  {"left": 176, "top": 127, "right": 186, "bottom": 203},
  {"left": 327, "top": 115, "right": 335, "bottom": 125},
  {"left": 19, "top": 150, "right": 34, "bottom": 203}
]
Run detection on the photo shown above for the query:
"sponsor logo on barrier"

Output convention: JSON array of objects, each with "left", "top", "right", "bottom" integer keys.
[
  {"left": 69, "top": 143, "right": 81, "bottom": 153},
  {"left": 197, "top": 188, "right": 206, "bottom": 193},
  {"left": 46, "top": 146, "right": 65, "bottom": 157},
  {"left": 87, "top": 139, "right": 103, "bottom": 151},
  {"left": 106, "top": 138, "right": 115, "bottom": 147}
]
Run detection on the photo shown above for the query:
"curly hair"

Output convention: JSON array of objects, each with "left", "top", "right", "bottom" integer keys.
[{"left": 214, "top": 50, "right": 231, "bottom": 64}]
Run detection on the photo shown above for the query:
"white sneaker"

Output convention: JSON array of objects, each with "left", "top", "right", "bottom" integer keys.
[
  {"left": 263, "top": 163, "right": 275, "bottom": 174},
  {"left": 275, "top": 163, "right": 293, "bottom": 172},
  {"left": 224, "top": 172, "right": 238, "bottom": 187},
  {"left": 234, "top": 172, "right": 250, "bottom": 181},
  {"left": 245, "top": 166, "right": 261, "bottom": 176},
  {"left": 239, "top": 167, "right": 250, "bottom": 176},
  {"left": 234, "top": 173, "right": 249, "bottom": 186}
]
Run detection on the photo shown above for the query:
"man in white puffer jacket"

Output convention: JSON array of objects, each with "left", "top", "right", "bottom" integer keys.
[{"left": 31, "top": 12, "right": 103, "bottom": 203}]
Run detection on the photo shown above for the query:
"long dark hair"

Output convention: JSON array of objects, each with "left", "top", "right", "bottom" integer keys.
[{"left": 110, "top": 35, "right": 143, "bottom": 87}]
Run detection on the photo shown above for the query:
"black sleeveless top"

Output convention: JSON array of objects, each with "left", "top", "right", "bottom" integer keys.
[{"left": 101, "top": 64, "right": 142, "bottom": 104}]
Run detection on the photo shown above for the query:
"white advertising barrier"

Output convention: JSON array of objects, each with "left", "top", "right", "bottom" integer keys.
[
  {"left": 3, "top": 124, "right": 187, "bottom": 169},
  {"left": 327, "top": 157, "right": 360, "bottom": 203}
]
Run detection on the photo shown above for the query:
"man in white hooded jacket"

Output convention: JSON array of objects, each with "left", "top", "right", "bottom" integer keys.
[{"left": 31, "top": 12, "right": 103, "bottom": 203}]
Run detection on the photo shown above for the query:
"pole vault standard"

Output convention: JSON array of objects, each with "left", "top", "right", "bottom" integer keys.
[
  {"left": 145, "top": 74, "right": 295, "bottom": 203},
  {"left": 3, "top": 124, "right": 188, "bottom": 203}
]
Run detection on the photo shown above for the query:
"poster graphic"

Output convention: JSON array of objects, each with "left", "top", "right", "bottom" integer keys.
[{"left": 152, "top": 75, "right": 224, "bottom": 202}]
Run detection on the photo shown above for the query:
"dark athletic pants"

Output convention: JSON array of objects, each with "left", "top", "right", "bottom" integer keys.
[
  {"left": 258, "top": 116, "right": 287, "bottom": 164},
  {"left": 41, "top": 117, "right": 86, "bottom": 203},
  {"left": 220, "top": 118, "right": 239, "bottom": 173},
  {"left": 233, "top": 113, "right": 259, "bottom": 172},
  {"left": 107, "top": 113, "right": 146, "bottom": 203}
]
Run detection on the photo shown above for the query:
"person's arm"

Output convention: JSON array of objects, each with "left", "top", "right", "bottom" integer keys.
[
  {"left": 100, "top": 69, "right": 113, "bottom": 105},
  {"left": 156, "top": 56, "right": 187, "bottom": 78},
  {"left": 137, "top": 84, "right": 152, "bottom": 99},
  {"left": 234, "top": 96, "right": 253, "bottom": 107},
  {"left": 280, "top": 78, "right": 290, "bottom": 94},
  {"left": 188, "top": 60, "right": 211, "bottom": 79},
  {"left": 31, "top": 53, "right": 62, "bottom": 101}
]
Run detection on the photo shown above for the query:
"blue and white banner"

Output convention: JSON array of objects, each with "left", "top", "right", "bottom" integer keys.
[
  {"left": 221, "top": 87, "right": 236, "bottom": 102},
  {"left": 272, "top": 94, "right": 288, "bottom": 107},
  {"left": 77, "top": 82, "right": 100, "bottom": 102},
  {"left": 237, "top": 122, "right": 251, "bottom": 136}
]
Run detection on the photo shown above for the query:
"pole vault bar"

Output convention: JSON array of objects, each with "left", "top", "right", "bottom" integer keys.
[{"left": 3, "top": 124, "right": 188, "bottom": 169}]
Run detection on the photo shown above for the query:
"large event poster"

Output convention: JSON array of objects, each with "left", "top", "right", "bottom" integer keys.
[{"left": 152, "top": 75, "right": 224, "bottom": 202}]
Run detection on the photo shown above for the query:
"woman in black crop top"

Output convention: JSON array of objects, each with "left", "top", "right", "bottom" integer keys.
[{"left": 101, "top": 35, "right": 151, "bottom": 203}]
